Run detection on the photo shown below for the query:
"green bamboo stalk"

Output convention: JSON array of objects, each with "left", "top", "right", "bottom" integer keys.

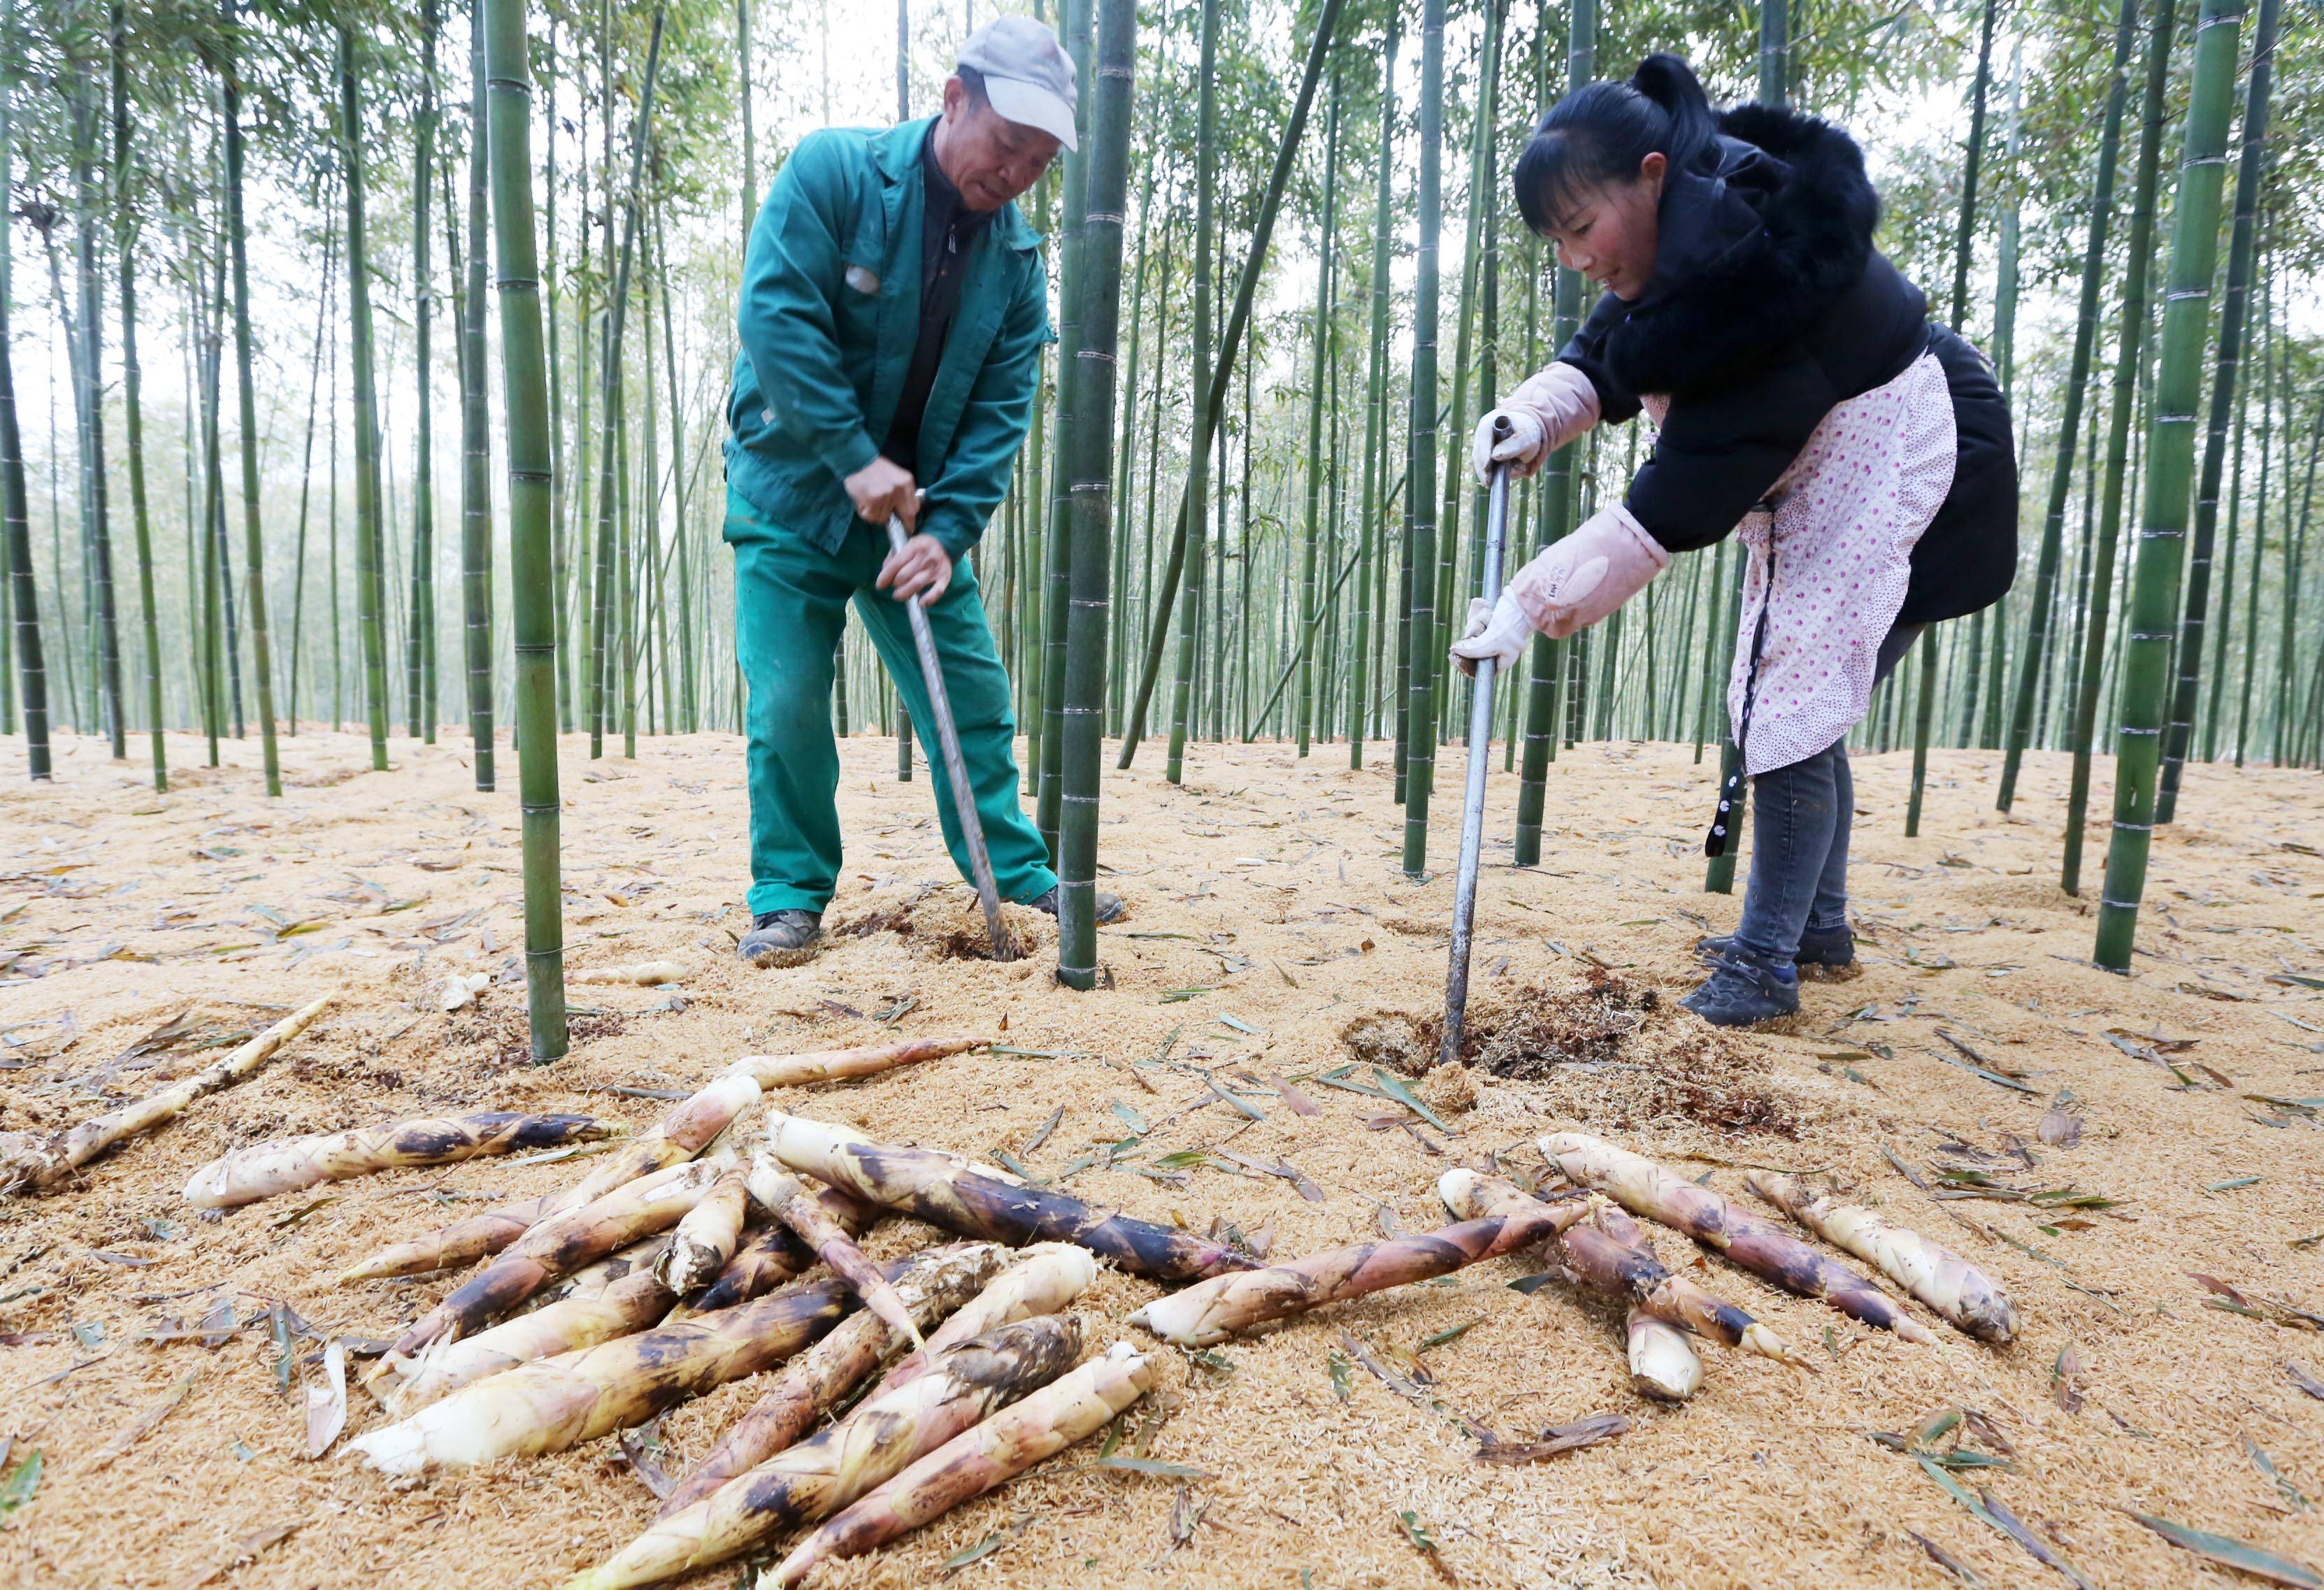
[
  {"left": 340, "top": 25, "right": 391, "bottom": 771},
  {"left": 1907, "top": 0, "right": 1997, "bottom": 836},
  {"left": 0, "top": 13, "right": 44, "bottom": 780},
  {"left": 483, "top": 0, "right": 569, "bottom": 1061},
  {"left": 410, "top": 0, "right": 440, "bottom": 745},
  {"left": 2157, "top": 0, "right": 2277, "bottom": 819},
  {"left": 1295, "top": 55, "right": 1344, "bottom": 758},
  {"left": 222, "top": 0, "right": 280, "bottom": 792},
  {"left": 62, "top": 71, "right": 122, "bottom": 758},
  {"left": 2202, "top": 297, "right": 2253, "bottom": 762},
  {"left": 587, "top": 5, "right": 664, "bottom": 758},
  {"left": 1996, "top": 0, "right": 2135, "bottom": 810},
  {"left": 1115, "top": 0, "right": 1343, "bottom": 769},
  {"left": 110, "top": 1, "right": 160, "bottom": 783},
  {"left": 1163, "top": 0, "right": 1218, "bottom": 786},
  {"left": 2063, "top": 0, "right": 2174, "bottom": 893},
  {"left": 2095, "top": 0, "right": 2245, "bottom": 967},
  {"left": 1057, "top": 0, "right": 1134, "bottom": 990},
  {"left": 1346, "top": 15, "right": 1396, "bottom": 771},
  {"left": 1036, "top": 0, "right": 1089, "bottom": 838},
  {"left": 1399, "top": 0, "right": 1443, "bottom": 877},
  {"left": 462, "top": 0, "right": 496, "bottom": 787}
]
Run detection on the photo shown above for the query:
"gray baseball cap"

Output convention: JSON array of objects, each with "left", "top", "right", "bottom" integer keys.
[{"left": 957, "top": 15, "right": 1079, "bottom": 152}]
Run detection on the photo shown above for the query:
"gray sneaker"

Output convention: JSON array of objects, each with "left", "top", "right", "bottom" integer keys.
[
  {"left": 739, "top": 909, "right": 822, "bottom": 966},
  {"left": 1022, "top": 885, "right": 1124, "bottom": 924},
  {"left": 1680, "top": 948, "right": 1802, "bottom": 1027},
  {"left": 1694, "top": 926, "right": 1855, "bottom": 971}
]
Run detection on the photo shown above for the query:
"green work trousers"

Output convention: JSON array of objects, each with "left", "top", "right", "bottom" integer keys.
[{"left": 727, "top": 485, "right": 1055, "bottom": 918}]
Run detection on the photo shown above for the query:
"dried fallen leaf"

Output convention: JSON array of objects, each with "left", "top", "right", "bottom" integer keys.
[
  {"left": 1980, "top": 1489, "right": 2097, "bottom": 1590},
  {"left": 303, "top": 1340, "right": 345, "bottom": 1459},
  {"left": 2053, "top": 1342, "right": 2084, "bottom": 1413},
  {"left": 168, "top": 1521, "right": 301, "bottom": 1590},
  {"left": 1473, "top": 1413, "right": 1630, "bottom": 1465},
  {"left": 1907, "top": 1530, "right": 1984, "bottom": 1586},
  {"left": 87, "top": 1372, "right": 194, "bottom": 1471},
  {"left": 2288, "top": 1361, "right": 2324, "bottom": 1401}
]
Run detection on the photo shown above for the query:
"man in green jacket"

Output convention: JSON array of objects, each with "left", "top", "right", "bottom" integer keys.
[{"left": 726, "top": 17, "right": 1118, "bottom": 966}]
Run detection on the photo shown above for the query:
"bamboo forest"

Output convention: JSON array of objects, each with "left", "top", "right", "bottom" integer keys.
[{"left": 2, "top": 0, "right": 2323, "bottom": 1584}]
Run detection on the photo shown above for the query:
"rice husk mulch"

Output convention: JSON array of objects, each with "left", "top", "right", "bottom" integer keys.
[{"left": 1, "top": 724, "right": 2321, "bottom": 1588}]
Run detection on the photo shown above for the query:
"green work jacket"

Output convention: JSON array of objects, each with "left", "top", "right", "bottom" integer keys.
[{"left": 726, "top": 115, "right": 1049, "bottom": 562}]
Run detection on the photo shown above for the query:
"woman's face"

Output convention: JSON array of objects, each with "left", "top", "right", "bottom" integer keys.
[{"left": 1544, "top": 151, "right": 1667, "bottom": 301}]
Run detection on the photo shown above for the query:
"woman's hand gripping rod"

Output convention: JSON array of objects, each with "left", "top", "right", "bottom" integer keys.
[{"left": 885, "top": 515, "right": 1017, "bottom": 962}]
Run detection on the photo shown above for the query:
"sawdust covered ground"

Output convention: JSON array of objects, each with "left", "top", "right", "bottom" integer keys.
[{"left": 2, "top": 724, "right": 2323, "bottom": 1590}]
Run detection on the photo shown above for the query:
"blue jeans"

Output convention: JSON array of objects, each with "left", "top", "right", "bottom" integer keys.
[{"left": 1733, "top": 624, "right": 1921, "bottom": 964}]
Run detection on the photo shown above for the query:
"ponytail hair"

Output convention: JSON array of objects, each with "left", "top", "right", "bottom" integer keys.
[{"left": 1514, "top": 52, "right": 1716, "bottom": 236}]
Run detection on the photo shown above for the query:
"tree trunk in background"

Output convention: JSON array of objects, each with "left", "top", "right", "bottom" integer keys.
[
  {"left": 1057, "top": 0, "right": 1133, "bottom": 989},
  {"left": 462, "top": 0, "right": 496, "bottom": 787},
  {"left": 1116, "top": 0, "right": 1342, "bottom": 769},
  {"left": 2063, "top": 0, "right": 2174, "bottom": 894},
  {"left": 1518, "top": 0, "right": 1591, "bottom": 868},
  {"left": 1399, "top": 0, "right": 1444, "bottom": 878},
  {"left": 224, "top": 0, "right": 282, "bottom": 793},
  {"left": 2158, "top": 0, "right": 2276, "bottom": 819},
  {"left": 1997, "top": 0, "right": 2135, "bottom": 810},
  {"left": 1907, "top": 0, "right": 1995, "bottom": 837},
  {"left": 410, "top": 0, "right": 439, "bottom": 745},
  {"left": 2096, "top": 0, "right": 2244, "bottom": 967},
  {"left": 589, "top": 2, "right": 664, "bottom": 757},
  {"left": 1295, "top": 57, "right": 1342, "bottom": 759},
  {"left": 69, "top": 69, "right": 127, "bottom": 759},
  {"left": 340, "top": 31, "right": 392, "bottom": 771},
  {"left": 112, "top": 1, "right": 162, "bottom": 786},
  {"left": 1163, "top": 0, "right": 1217, "bottom": 787},
  {"left": 0, "top": 30, "right": 45, "bottom": 780}
]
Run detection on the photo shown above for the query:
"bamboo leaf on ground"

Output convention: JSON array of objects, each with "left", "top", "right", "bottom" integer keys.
[{"left": 2128, "top": 1512, "right": 2321, "bottom": 1588}]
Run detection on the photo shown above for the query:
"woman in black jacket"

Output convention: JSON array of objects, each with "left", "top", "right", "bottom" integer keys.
[{"left": 1452, "top": 54, "right": 2017, "bottom": 1026}]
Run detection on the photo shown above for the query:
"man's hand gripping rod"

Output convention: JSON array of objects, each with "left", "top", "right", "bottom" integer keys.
[
  {"left": 1442, "top": 416, "right": 1516, "bottom": 1066},
  {"left": 886, "top": 515, "right": 1017, "bottom": 962}
]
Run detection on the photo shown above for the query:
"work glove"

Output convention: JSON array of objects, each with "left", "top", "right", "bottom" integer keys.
[
  {"left": 1449, "top": 592, "right": 1531, "bottom": 678},
  {"left": 1471, "top": 408, "right": 1547, "bottom": 483},
  {"left": 1470, "top": 361, "right": 1602, "bottom": 484},
  {"left": 1507, "top": 503, "right": 1668, "bottom": 639}
]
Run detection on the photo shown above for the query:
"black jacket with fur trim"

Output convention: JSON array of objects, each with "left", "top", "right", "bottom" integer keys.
[{"left": 1558, "top": 103, "right": 2016, "bottom": 625}]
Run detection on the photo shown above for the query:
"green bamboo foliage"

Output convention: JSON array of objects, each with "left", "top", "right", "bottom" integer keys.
[
  {"left": 2158, "top": 0, "right": 2278, "bottom": 820},
  {"left": 110, "top": 0, "right": 161, "bottom": 787},
  {"left": 482, "top": 0, "right": 569, "bottom": 1061},
  {"left": 462, "top": 0, "right": 496, "bottom": 788},
  {"left": 1346, "top": 12, "right": 1396, "bottom": 773},
  {"left": 222, "top": 0, "right": 281, "bottom": 794},
  {"left": 341, "top": 24, "right": 391, "bottom": 771},
  {"left": 1399, "top": 0, "right": 1442, "bottom": 878},
  {"left": 2063, "top": 0, "right": 2176, "bottom": 896},
  {"left": 1163, "top": 0, "right": 1218, "bottom": 787},
  {"left": 2096, "top": 0, "right": 2247, "bottom": 969},
  {"left": 1058, "top": 0, "right": 1135, "bottom": 991},
  {"left": 1997, "top": 0, "right": 2137, "bottom": 812}
]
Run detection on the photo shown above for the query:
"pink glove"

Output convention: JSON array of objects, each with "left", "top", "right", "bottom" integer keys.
[
  {"left": 1507, "top": 503, "right": 1669, "bottom": 638},
  {"left": 1471, "top": 362, "right": 1601, "bottom": 483}
]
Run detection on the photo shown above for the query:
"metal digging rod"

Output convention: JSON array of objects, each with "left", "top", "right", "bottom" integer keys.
[
  {"left": 885, "top": 513, "right": 1017, "bottom": 962},
  {"left": 1442, "top": 417, "right": 1516, "bottom": 1067}
]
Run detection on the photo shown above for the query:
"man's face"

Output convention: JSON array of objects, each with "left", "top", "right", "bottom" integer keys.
[{"left": 935, "top": 78, "right": 1062, "bottom": 211}]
